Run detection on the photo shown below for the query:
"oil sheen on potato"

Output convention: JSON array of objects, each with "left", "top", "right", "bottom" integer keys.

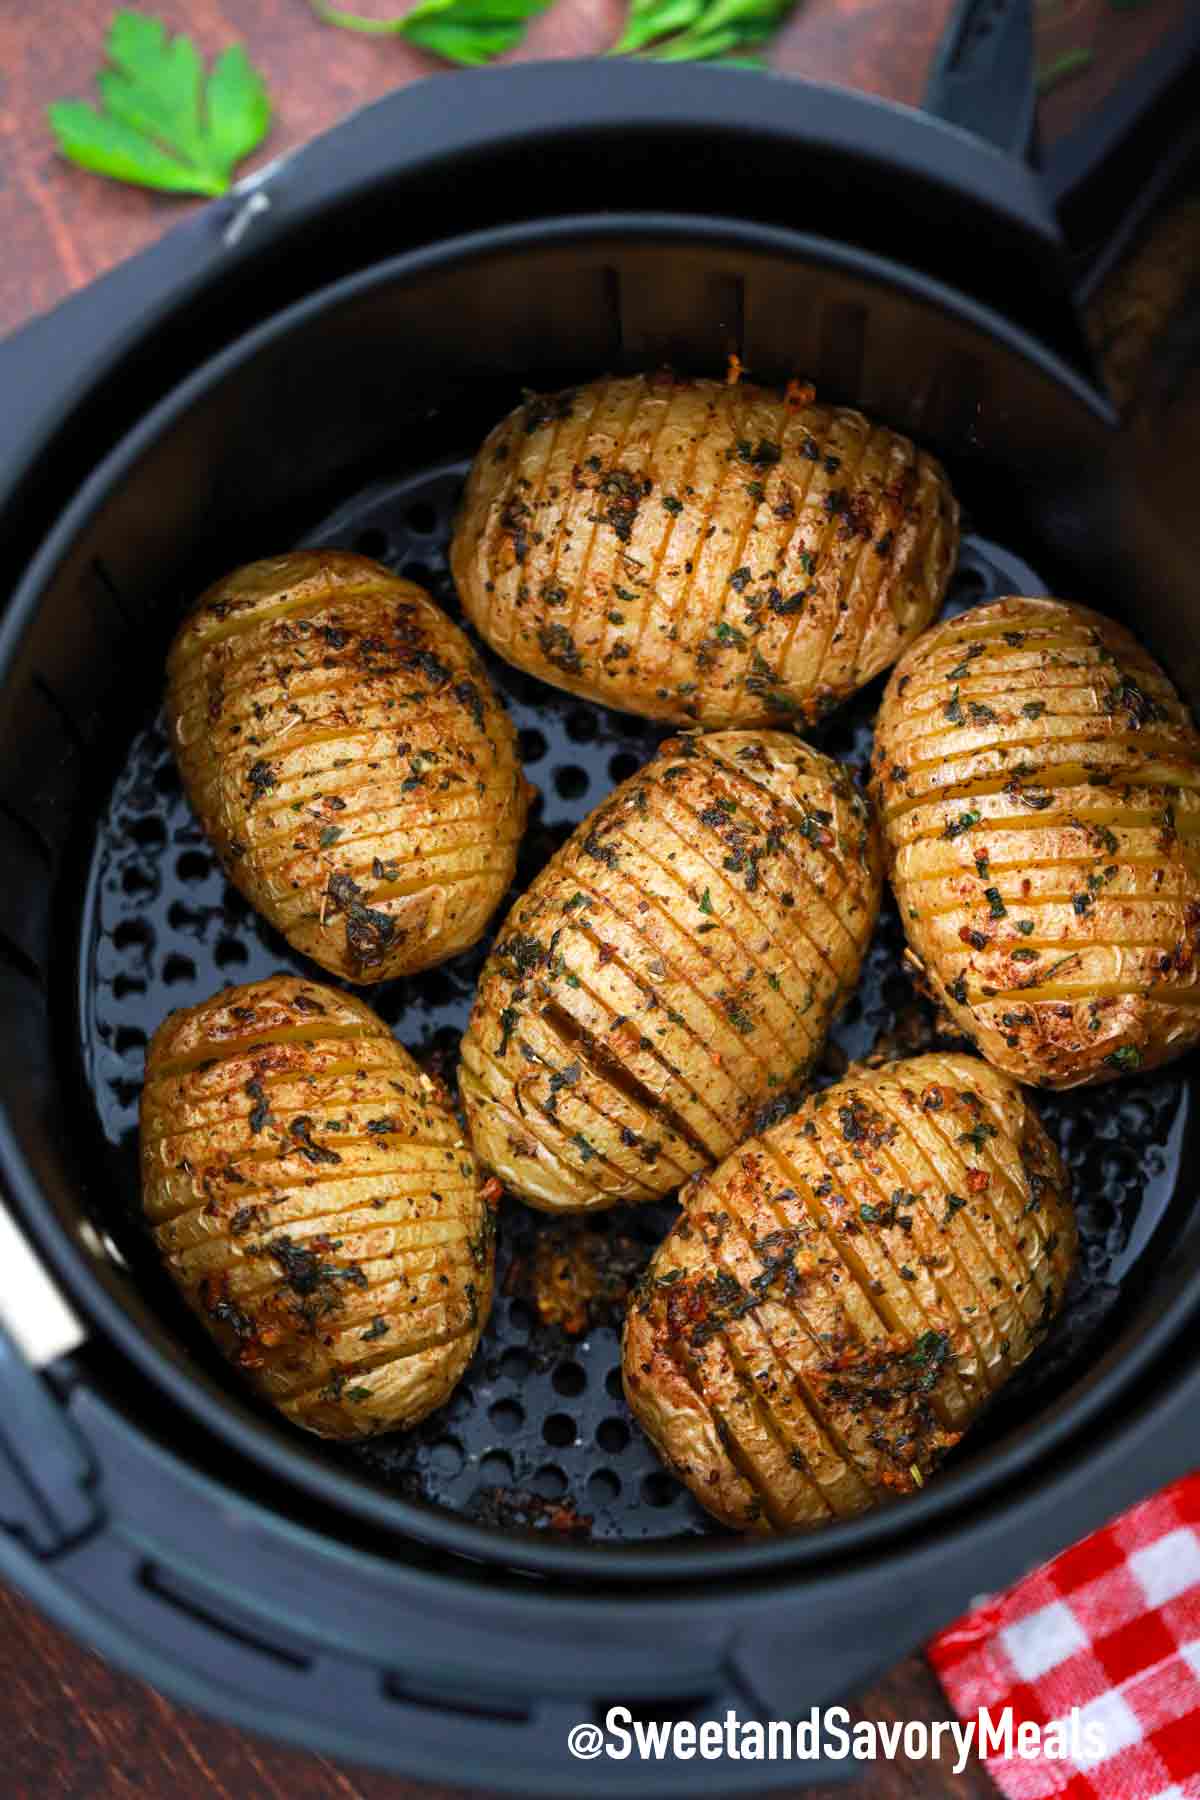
[
  {"left": 460, "top": 729, "right": 882, "bottom": 1212},
  {"left": 166, "top": 551, "right": 529, "bottom": 983},
  {"left": 622, "top": 1052, "right": 1076, "bottom": 1532},
  {"left": 141, "top": 975, "right": 495, "bottom": 1439},
  {"left": 452, "top": 374, "right": 959, "bottom": 729},
  {"left": 872, "top": 596, "right": 1200, "bottom": 1086}
]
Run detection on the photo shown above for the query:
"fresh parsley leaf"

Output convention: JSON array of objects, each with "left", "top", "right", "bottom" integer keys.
[
  {"left": 614, "top": 0, "right": 796, "bottom": 62},
  {"left": 311, "top": 0, "right": 553, "bottom": 65},
  {"left": 49, "top": 11, "right": 270, "bottom": 197}
]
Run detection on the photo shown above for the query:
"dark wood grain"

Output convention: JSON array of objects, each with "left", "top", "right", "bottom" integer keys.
[
  {"left": 1, "top": 3, "right": 1195, "bottom": 1797},
  {"left": 0, "top": 1582, "right": 996, "bottom": 1799}
]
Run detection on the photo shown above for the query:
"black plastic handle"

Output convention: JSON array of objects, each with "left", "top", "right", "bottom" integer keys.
[{"left": 924, "top": 0, "right": 1037, "bottom": 162}]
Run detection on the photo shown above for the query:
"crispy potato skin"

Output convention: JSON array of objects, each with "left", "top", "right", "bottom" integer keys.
[
  {"left": 166, "top": 551, "right": 529, "bottom": 982},
  {"left": 622, "top": 1052, "right": 1075, "bottom": 1533},
  {"left": 451, "top": 374, "right": 959, "bottom": 729},
  {"left": 140, "top": 975, "right": 494, "bottom": 1440},
  {"left": 870, "top": 597, "right": 1200, "bottom": 1087},
  {"left": 460, "top": 730, "right": 882, "bottom": 1212}
]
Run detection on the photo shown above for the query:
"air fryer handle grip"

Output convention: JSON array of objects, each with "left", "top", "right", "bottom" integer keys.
[{"left": 924, "top": 0, "right": 1037, "bottom": 161}]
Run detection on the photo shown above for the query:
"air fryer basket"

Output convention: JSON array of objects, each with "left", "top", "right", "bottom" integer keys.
[{"left": 2, "top": 60, "right": 1200, "bottom": 1794}]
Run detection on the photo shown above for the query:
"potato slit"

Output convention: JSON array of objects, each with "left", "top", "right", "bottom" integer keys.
[
  {"left": 504, "top": 1005, "right": 696, "bottom": 1187},
  {"left": 696, "top": 741, "right": 857, "bottom": 896},
  {"left": 562, "top": 872, "right": 778, "bottom": 1126},
  {"left": 615, "top": 805, "right": 813, "bottom": 1071},
  {"left": 686, "top": 1206, "right": 867, "bottom": 1512},
  {"left": 511, "top": 379, "right": 609, "bottom": 664},
  {"left": 628, "top": 381, "right": 706, "bottom": 689},
  {"left": 766, "top": 1136, "right": 976, "bottom": 1426},
  {"left": 153, "top": 1023, "right": 377, "bottom": 1079},
  {"left": 890, "top": 1091, "right": 1055, "bottom": 1338},
  {"left": 467, "top": 1037, "right": 656, "bottom": 1197},
  {"left": 539, "top": 999, "right": 715, "bottom": 1164}
]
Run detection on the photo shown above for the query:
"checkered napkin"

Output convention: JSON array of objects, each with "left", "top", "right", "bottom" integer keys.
[{"left": 928, "top": 1474, "right": 1200, "bottom": 1799}]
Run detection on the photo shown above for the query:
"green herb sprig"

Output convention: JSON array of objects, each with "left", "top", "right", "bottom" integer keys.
[
  {"left": 309, "top": 0, "right": 554, "bottom": 65},
  {"left": 49, "top": 11, "right": 271, "bottom": 196},
  {"left": 614, "top": 0, "right": 796, "bottom": 61}
]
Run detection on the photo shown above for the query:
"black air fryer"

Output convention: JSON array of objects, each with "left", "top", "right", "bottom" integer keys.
[{"left": 1, "top": 0, "right": 1199, "bottom": 1788}]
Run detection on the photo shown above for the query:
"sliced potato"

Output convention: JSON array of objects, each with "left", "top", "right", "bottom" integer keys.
[
  {"left": 460, "top": 730, "right": 882, "bottom": 1211},
  {"left": 141, "top": 975, "right": 494, "bottom": 1439},
  {"left": 871, "top": 596, "right": 1200, "bottom": 1086},
  {"left": 166, "top": 550, "right": 529, "bottom": 982},
  {"left": 622, "top": 1051, "right": 1075, "bottom": 1533},
  {"left": 451, "top": 374, "right": 959, "bottom": 728}
]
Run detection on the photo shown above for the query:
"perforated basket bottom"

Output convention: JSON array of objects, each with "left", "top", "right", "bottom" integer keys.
[{"left": 76, "top": 457, "right": 1187, "bottom": 1543}]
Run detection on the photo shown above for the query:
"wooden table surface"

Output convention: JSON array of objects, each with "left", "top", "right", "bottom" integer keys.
[{"left": 1, "top": 2, "right": 1196, "bottom": 1796}]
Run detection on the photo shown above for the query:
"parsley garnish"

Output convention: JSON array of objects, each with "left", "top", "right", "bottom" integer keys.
[
  {"left": 311, "top": 0, "right": 553, "bottom": 63},
  {"left": 614, "top": 0, "right": 799, "bottom": 61},
  {"left": 50, "top": 11, "right": 270, "bottom": 196}
]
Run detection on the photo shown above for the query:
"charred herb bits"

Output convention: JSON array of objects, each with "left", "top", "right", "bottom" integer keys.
[
  {"left": 140, "top": 975, "right": 494, "bottom": 1439},
  {"left": 460, "top": 729, "right": 882, "bottom": 1211},
  {"left": 622, "top": 1052, "right": 1075, "bottom": 1531},
  {"left": 452, "top": 373, "right": 959, "bottom": 728},
  {"left": 871, "top": 596, "right": 1200, "bottom": 1086},
  {"left": 166, "top": 550, "right": 529, "bottom": 983}
]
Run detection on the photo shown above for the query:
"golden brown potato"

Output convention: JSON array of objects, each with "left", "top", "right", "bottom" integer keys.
[
  {"left": 450, "top": 373, "right": 958, "bottom": 728},
  {"left": 166, "top": 551, "right": 529, "bottom": 982},
  {"left": 140, "top": 975, "right": 495, "bottom": 1440},
  {"left": 622, "top": 1052, "right": 1075, "bottom": 1533},
  {"left": 459, "top": 730, "right": 882, "bottom": 1212},
  {"left": 871, "top": 597, "right": 1200, "bottom": 1086}
]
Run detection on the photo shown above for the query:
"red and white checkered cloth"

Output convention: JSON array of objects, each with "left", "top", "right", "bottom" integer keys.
[{"left": 929, "top": 1474, "right": 1200, "bottom": 1799}]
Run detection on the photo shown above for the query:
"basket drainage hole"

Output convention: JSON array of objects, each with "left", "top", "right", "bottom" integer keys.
[
  {"left": 128, "top": 815, "right": 166, "bottom": 848},
  {"left": 113, "top": 918, "right": 153, "bottom": 954},
  {"left": 530, "top": 1465, "right": 567, "bottom": 1499},
  {"left": 552, "top": 1361, "right": 586, "bottom": 1397},
  {"left": 121, "top": 865, "right": 155, "bottom": 896},
  {"left": 354, "top": 528, "right": 390, "bottom": 559},
  {"left": 400, "top": 561, "right": 435, "bottom": 590},
  {"left": 499, "top": 1347, "right": 532, "bottom": 1381},
  {"left": 587, "top": 1470, "right": 621, "bottom": 1504},
  {"left": 215, "top": 937, "right": 249, "bottom": 969},
  {"left": 508, "top": 1299, "right": 535, "bottom": 1335},
  {"left": 542, "top": 1413, "right": 576, "bottom": 1449},
  {"left": 518, "top": 727, "right": 548, "bottom": 765},
  {"left": 478, "top": 1451, "right": 514, "bottom": 1484},
  {"left": 427, "top": 1437, "right": 464, "bottom": 1477},
  {"left": 114, "top": 1026, "right": 146, "bottom": 1056},
  {"left": 175, "top": 850, "right": 211, "bottom": 883},
  {"left": 553, "top": 765, "right": 589, "bottom": 801},
  {"left": 596, "top": 1417, "right": 629, "bottom": 1454},
  {"left": 162, "top": 954, "right": 197, "bottom": 986},
  {"left": 566, "top": 707, "right": 598, "bottom": 744},
  {"left": 405, "top": 502, "right": 438, "bottom": 536},
  {"left": 642, "top": 1472, "right": 680, "bottom": 1508},
  {"left": 488, "top": 1399, "right": 524, "bottom": 1436},
  {"left": 608, "top": 751, "right": 640, "bottom": 783},
  {"left": 605, "top": 1367, "right": 624, "bottom": 1401}
]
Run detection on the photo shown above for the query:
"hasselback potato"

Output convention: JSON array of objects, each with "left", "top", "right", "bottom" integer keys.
[
  {"left": 622, "top": 1052, "right": 1075, "bottom": 1532},
  {"left": 141, "top": 975, "right": 494, "bottom": 1439},
  {"left": 459, "top": 729, "right": 882, "bottom": 1212},
  {"left": 451, "top": 373, "right": 959, "bottom": 729},
  {"left": 166, "top": 551, "right": 529, "bottom": 982},
  {"left": 871, "top": 597, "right": 1200, "bottom": 1086}
]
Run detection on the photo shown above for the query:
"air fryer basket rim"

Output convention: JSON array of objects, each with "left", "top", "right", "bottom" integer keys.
[{"left": 4, "top": 203, "right": 1197, "bottom": 1584}]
